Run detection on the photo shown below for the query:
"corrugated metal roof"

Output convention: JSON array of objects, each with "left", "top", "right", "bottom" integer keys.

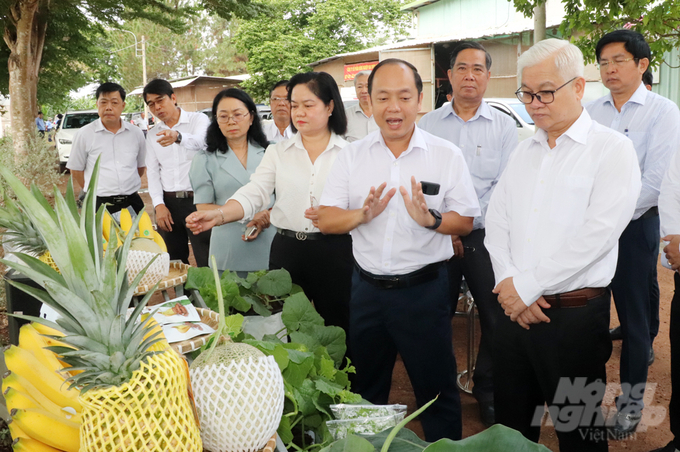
[
  {"left": 129, "top": 75, "right": 250, "bottom": 95},
  {"left": 310, "top": 21, "right": 561, "bottom": 67}
]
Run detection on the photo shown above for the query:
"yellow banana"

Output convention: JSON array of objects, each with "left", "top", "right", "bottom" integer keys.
[
  {"left": 12, "top": 408, "right": 79, "bottom": 452},
  {"left": 152, "top": 229, "right": 168, "bottom": 253},
  {"left": 30, "top": 323, "right": 63, "bottom": 338},
  {"left": 5, "top": 384, "right": 81, "bottom": 422},
  {"left": 138, "top": 210, "right": 155, "bottom": 238},
  {"left": 102, "top": 210, "right": 112, "bottom": 241},
  {"left": 12, "top": 437, "right": 63, "bottom": 452},
  {"left": 119, "top": 207, "right": 132, "bottom": 235},
  {"left": 18, "top": 324, "right": 64, "bottom": 374},
  {"left": 7, "top": 418, "right": 29, "bottom": 440},
  {"left": 4, "top": 371, "right": 81, "bottom": 416},
  {"left": 3, "top": 346, "right": 82, "bottom": 412},
  {"left": 4, "top": 386, "right": 41, "bottom": 411}
]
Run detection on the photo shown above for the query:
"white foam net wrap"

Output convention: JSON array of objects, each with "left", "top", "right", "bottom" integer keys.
[
  {"left": 189, "top": 355, "right": 285, "bottom": 452},
  {"left": 126, "top": 250, "right": 170, "bottom": 287}
]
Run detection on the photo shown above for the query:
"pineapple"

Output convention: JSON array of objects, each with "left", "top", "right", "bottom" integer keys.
[{"left": 0, "top": 159, "right": 202, "bottom": 451}]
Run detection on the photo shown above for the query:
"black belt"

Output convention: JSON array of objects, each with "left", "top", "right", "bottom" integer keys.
[
  {"left": 277, "top": 228, "right": 325, "bottom": 241},
  {"left": 640, "top": 206, "right": 659, "bottom": 220},
  {"left": 357, "top": 262, "right": 444, "bottom": 290},
  {"left": 163, "top": 190, "right": 193, "bottom": 199},
  {"left": 97, "top": 194, "right": 138, "bottom": 204}
]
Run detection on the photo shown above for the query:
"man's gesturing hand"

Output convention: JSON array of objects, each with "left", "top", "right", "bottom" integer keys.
[
  {"left": 400, "top": 176, "right": 435, "bottom": 228},
  {"left": 359, "top": 183, "right": 396, "bottom": 225},
  {"left": 156, "top": 129, "right": 179, "bottom": 147}
]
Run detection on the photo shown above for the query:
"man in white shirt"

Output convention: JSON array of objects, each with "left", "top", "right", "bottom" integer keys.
[
  {"left": 134, "top": 111, "right": 149, "bottom": 137},
  {"left": 143, "top": 79, "right": 211, "bottom": 267},
  {"left": 318, "top": 59, "right": 480, "bottom": 442},
  {"left": 656, "top": 144, "right": 680, "bottom": 452},
  {"left": 418, "top": 41, "right": 517, "bottom": 426},
  {"left": 586, "top": 30, "right": 680, "bottom": 438},
  {"left": 485, "top": 39, "right": 641, "bottom": 451},
  {"left": 67, "top": 82, "right": 146, "bottom": 214},
  {"left": 344, "top": 70, "right": 379, "bottom": 142},
  {"left": 261, "top": 80, "right": 294, "bottom": 143}
]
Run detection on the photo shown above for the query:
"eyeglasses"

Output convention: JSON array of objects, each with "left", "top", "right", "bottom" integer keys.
[
  {"left": 515, "top": 77, "right": 578, "bottom": 105},
  {"left": 216, "top": 111, "right": 250, "bottom": 124},
  {"left": 270, "top": 97, "right": 289, "bottom": 104},
  {"left": 597, "top": 57, "right": 638, "bottom": 70}
]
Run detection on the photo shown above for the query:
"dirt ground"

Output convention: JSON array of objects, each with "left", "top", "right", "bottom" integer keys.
[{"left": 387, "top": 261, "right": 676, "bottom": 451}]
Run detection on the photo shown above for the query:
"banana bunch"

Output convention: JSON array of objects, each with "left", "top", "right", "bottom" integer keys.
[
  {"left": 3, "top": 323, "right": 81, "bottom": 452},
  {"left": 103, "top": 209, "right": 167, "bottom": 253}
]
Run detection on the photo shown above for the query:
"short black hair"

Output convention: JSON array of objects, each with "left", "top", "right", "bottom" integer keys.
[
  {"left": 96, "top": 82, "right": 126, "bottom": 101},
  {"left": 449, "top": 41, "right": 492, "bottom": 70},
  {"left": 287, "top": 72, "right": 347, "bottom": 136},
  {"left": 143, "top": 79, "right": 174, "bottom": 103},
  {"left": 269, "top": 80, "right": 289, "bottom": 98},
  {"left": 642, "top": 70, "right": 653, "bottom": 87},
  {"left": 368, "top": 58, "right": 423, "bottom": 96},
  {"left": 595, "top": 30, "right": 651, "bottom": 63},
  {"left": 206, "top": 88, "right": 270, "bottom": 153}
]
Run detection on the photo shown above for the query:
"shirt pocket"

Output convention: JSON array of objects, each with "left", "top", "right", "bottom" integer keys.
[
  {"left": 470, "top": 147, "right": 502, "bottom": 180},
  {"left": 549, "top": 175, "right": 594, "bottom": 226}
]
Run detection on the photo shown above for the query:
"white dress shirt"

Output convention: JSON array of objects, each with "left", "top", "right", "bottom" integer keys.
[
  {"left": 485, "top": 110, "right": 641, "bottom": 306},
  {"left": 344, "top": 103, "right": 379, "bottom": 142},
  {"left": 145, "top": 109, "right": 211, "bottom": 207},
  {"left": 586, "top": 82, "right": 680, "bottom": 220},
  {"left": 66, "top": 118, "right": 146, "bottom": 196},
  {"left": 230, "top": 132, "right": 348, "bottom": 232},
  {"left": 262, "top": 120, "right": 294, "bottom": 143},
  {"left": 321, "top": 127, "right": 480, "bottom": 275},
  {"left": 660, "top": 148, "right": 680, "bottom": 237},
  {"left": 418, "top": 100, "right": 518, "bottom": 229}
]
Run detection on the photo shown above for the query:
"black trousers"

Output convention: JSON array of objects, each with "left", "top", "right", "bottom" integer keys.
[
  {"left": 611, "top": 213, "right": 660, "bottom": 411},
  {"left": 96, "top": 193, "right": 145, "bottom": 215},
  {"left": 494, "top": 289, "right": 612, "bottom": 451},
  {"left": 350, "top": 266, "right": 462, "bottom": 442},
  {"left": 669, "top": 272, "right": 680, "bottom": 447},
  {"left": 269, "top": 233, "right": 353, "bottom": 344},
  {"left": 159, "top": 196, "right": 211, "bottom": 267},
  {"left": 446, "top": 228, "right": 502, "bottom": 401}
]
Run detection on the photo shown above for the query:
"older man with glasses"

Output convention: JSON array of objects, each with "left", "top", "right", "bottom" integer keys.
[
  {"left": 263, "top": 80, "right": 294, "bottom": 143},
  {"left": 586, "top": 29, "right": 680, "bottom": 439},
  {"left": 486, "top": 38, "right": 641, "bottom": 451}
]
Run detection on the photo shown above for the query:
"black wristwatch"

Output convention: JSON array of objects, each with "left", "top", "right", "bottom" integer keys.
[
  {"left": 425, "top": 209, "right": 442, "bottom": 230},
  {"left": 175, "top": 131, "right": 182, "bottom": 144}
]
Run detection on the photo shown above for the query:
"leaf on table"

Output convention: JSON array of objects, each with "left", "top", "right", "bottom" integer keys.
[
  {"left": 224, "top": 314, "right": 244, "bottom": 337},
  {"left": 283, "top": 353, "right": 315, "bottom": 388},
  {"left": 315, "top": 377, "right": 344, "bottom": 398},
  {"left": 302, "top": 324, "right": 346, "bottom": 367},
  {"left": 294, "top": 378, "right": 320, "bottom": 416},
  {"left": 257, "top": 268, "right": 293, "bottom": 296},
  {"left": 319, "top": 434, "right": 376, "bottom": 452},
  {"left": 422, "top": 424, "right": 552, "bottom": 451},
  {"left": 185, "top": 266, "right": 214, "bottom": 290},
  {"left": 363, "top": 428, "right": 430, "bottom": 452},
  {"left": 290, "top": 330, "right": 321, "bottom": 352},
  {"left": 278, "top": 415, "right": 294, "bottom": 445},
  {"left": 272, "top": 344, "right": 290, "bottom": 371},
  {"left": 317, "top": 355, "right": 337, "bottom": 380},
  {"left": 243, "top": 294, "right": 272, "bottom": 317},
  {"left": 282, "top": 292, "right": 324, "bottom": 332}
]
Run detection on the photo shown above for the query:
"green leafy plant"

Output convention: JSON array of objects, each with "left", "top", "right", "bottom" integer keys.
[{"left": 186, "top": 267, "right": 302, "bottom": 317}]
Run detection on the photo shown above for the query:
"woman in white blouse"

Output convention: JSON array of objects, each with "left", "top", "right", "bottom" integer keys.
[{"left": 186, "top": 72, "right": 353, "bottom": 341}]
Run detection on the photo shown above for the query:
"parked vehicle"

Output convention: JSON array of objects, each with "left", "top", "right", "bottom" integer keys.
[
  {"left": 485, "top": 98, "right": 535, "bottom": 142},
  {"left": 55, "top": 110, "right": 99, "bottom": 171}
]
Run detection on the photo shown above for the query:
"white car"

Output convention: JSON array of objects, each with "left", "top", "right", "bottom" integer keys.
[
  {"left": 485, "top": 98, "right": 535, "bottom": 142},
  {"left": 56, "top": 110, "right": 99, "bottom": 171}
]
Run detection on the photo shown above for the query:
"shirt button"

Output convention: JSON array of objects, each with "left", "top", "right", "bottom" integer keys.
[
  {"left": 390, "top": 212, "right": 395, "bottom": 217},
  {"left": 387, "top": 237, "right": 391, "bottom": 242},
  {"left": 527, "top": 239, "right": 531, "bottom": 242},
  {"left": 305, "top": 228, "right": 308, "bottom": 231},
  {"left": 393, "top": 162, "right": 398, "bottom": 166},
  {"left": 384, "top": 263, "right": 388, "bottom": 267},
  {"left": 534, "top": 208, "right": 538, "bottom": 212},
  {"left": 540, "top": 180, "right": 545, "bottom": 184}
]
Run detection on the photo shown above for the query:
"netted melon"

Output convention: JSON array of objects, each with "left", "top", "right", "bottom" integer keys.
[{"left": 189, "top": 342, "right": 284, "bottom": 452}]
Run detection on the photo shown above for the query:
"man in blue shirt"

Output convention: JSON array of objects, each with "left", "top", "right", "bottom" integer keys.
[
  {"left": 586, "top": 29, "right": 680, "bottom": 438},
  {"left": 35, "top": 111, "right": 46, "bottom": 137},
  {"left": 418, "top": 41, "right": 517, "bottom": 427}
]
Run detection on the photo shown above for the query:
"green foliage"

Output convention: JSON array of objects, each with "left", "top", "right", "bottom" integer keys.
[
  {"left": 234, "top": 0, "right": 410, "bottom": 101},
  {"left": 0, "top": 133, "right": 61, "bottom": 197},
  {"left": 513, "top": 0, "right": 680, "bottom": 65},
  {"left": 320, "top": 424, "right": 551, "bottom": 452},
  {"left": 186, "top": 267, "right": 300, "bottom": 317}
]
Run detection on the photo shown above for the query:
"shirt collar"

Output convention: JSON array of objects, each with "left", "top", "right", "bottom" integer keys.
[
  {"left": 158, "top": 108, "right": 188, "bottom": 129},
  {"left": 94, "top": 117, "right": 130, "bottom": 134},
  {"left": 446, "top": 100, "right": 492, "bottom": 122},
  {"left": 530, "top": 108, "right": 591, "bottom": 147},
  {"left": 284, "top": 131, "right": 345, "bottom": 153},
  {"left": 371, "top": 124, "right": 428, "bottom": 158},
  {"left": 604, "top": 81, "right": 648, "bottom": 108}
]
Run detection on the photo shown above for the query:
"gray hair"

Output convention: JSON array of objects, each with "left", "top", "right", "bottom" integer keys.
[
  {"left": 353, "top": 71, "right": 372, "bottom": 86},
  {"left": 517, "top": 38, "right": 584, "bottom": 86}
]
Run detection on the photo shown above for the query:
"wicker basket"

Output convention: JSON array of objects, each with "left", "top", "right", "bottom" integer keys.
[
  {"left": 170, "top": 307, "right": 219, "bottom": 355},
  {"left": 134, "top": 261, "right": 190, "bottom": 296}
]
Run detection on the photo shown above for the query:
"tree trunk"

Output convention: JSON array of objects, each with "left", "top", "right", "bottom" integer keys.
[{"left": 4, "top": 0, "right": 48, "bottom": 157}]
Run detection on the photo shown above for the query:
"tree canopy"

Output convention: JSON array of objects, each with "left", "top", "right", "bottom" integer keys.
[
  {"left": 234, "top": 0, "right": 410, "bottom": 101},
  {"left": 513, "top": 0, "right": 680, "bottom": 64}
]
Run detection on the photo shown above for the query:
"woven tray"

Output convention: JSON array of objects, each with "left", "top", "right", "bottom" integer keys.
[
  {"left": 203, "top": 433, "right": 277, "bottom": 452},
  {"left": 171, "top": 307, "right": 219, "bottom": 355},
  {"left": 134, "top": 261, "right": 190, "bottom": 296}
]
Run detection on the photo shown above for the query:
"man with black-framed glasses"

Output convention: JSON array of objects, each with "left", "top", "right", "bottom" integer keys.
[
  {"left": 143, "top": 78, "right": 212, "bottom": 267},
  {"left": 486, "top": 38, "right": 640, "bottom": 451},
  {"left": 262, "top": 80, "right": 294, "bottom": 143},
  {"left": 587, "top": 29, "right": 680, "bottom": 439}
]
